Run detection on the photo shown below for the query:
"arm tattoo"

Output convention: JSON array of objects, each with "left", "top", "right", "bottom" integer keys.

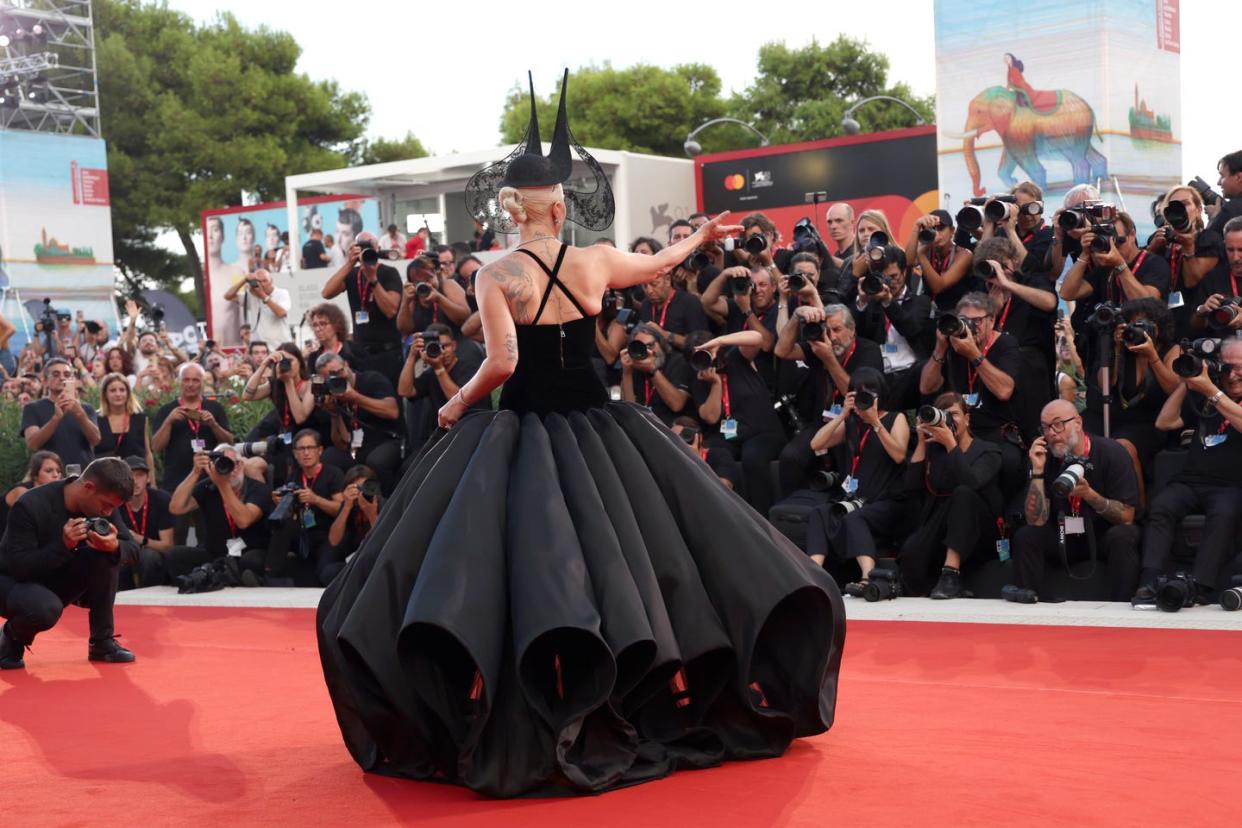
[
  {"left": 504, "top": 333, "right": 518, "bottom": 362},
  {"left": 485, "top": 256, "right": 535, "bottom": 324},
  {"left": 1092, "top": 495, "right": 1130, "bottom": 524},
  {"left": 1025, "top": 480, "right": 1049, "bottom": 526}
]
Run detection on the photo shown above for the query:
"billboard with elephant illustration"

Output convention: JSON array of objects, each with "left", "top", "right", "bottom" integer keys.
[{"left": 934, "top": 0, "right": 1181, "bottom": 236}]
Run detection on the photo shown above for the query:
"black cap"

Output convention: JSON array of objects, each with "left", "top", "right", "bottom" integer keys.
[
  {"left": 125, "top": 455, "right": 149, "bottom": 471},
  {"left": 930, "top": 209, "right": 954, "bottom": 228}
]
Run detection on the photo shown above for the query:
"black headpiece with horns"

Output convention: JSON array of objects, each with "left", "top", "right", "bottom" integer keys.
[{"left": 464, "top": 69, "right": 614, "bottom": 233}]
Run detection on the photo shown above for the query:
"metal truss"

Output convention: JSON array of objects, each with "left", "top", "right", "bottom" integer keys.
[{"left": 0, "top": 1, "right": 99, "bottom": 137}]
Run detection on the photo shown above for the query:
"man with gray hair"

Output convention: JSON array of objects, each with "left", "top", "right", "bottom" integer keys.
[
  {"left": 619, "top": 322, "right": 691, "bottom": 425},
  {"left": 152, "top": 361, "right": 233, "bottom": 490},
  {"left": 1048, "top": 183, "right": 1102, "bottom": 275}
]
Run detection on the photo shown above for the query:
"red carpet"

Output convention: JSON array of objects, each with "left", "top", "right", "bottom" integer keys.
[{"left": 3, "top": 606, "right": 1240, "bottom": 826}]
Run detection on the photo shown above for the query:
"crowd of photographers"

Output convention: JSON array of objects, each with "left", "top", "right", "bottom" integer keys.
[{"left": 6, "top": 157, "right": 1242, "bottom": 633}]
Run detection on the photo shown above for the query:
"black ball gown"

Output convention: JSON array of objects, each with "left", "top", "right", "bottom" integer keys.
[{"left": 316, "top": 244, "right": 846, "bottom": 797}]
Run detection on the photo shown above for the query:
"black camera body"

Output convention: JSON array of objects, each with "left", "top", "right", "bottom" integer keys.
[
  {"left": 972, "top": 258, "right": 997, "bottom": 281},
  {"left": 729, "top": 273, "right": 753, "bottom": 295},
  {"left": 787, "top": 272, "right": 808, "bottom": 292},
  {"left": 1161, "top": 199, "right": 1191, "bottom": 234},
  {"left": 791, "top": 217, "right": 823, "bottom": 254},
  {"left": 917, "top": 405, "right": 951, "bottom": 428},
  {"left": 936, "top": 313, "right": 968, "bottom": 339},
  {"left": 1155, "top": 572, "right": 1198, "bottom": 612},
  {"left": 358, "top": 239, "right": 380, "bottom": 266},
  {"left": 1210, "top": 298, "right": 1239, "bottom": 327},
  {"left": 359, "top": 479, "right": 381, "bottom": 500},
  {"left": 864, "top": 561, "right": 902, "bottom": 602},
  {"left": 269, "top": 482, "right": 303, "bottom": 524},
  {"left": 918, "top": 226, "right": 937, "bottom": 244},
  {"left": 689, "top": 348, "right": 714, "bottom": 373},
  {"left": 1188, "top": 176, "right": 1220, "bottom": 207},
  {"left": 1121, "top": 319, "right": 1156, "bottom": 346},
  {"left": 209, "top": 449, "right": 236, "bottom": 477},
  {"left": 1089, "top": 222, "right": 1117, "bottom": 253},
  {"left": 277, "top": 357, "right": 292, "bottom": 373},
  {"left": 417, "top": 330, "right": 443, "bottom": 359},
  {"left": 86, "top": 517, "right": 113, "bottom": 536},
  {"left": 808, "top": 470, "right": 844, "bottom": 495},
  {"left": 1087, "top": 302, "right": 1122, "bottom": 329},
  {"left": 854, "top": 388, "right": 876, "bottom": 410},
  {"left": 1059, "top": 201, "right": 1117, "bottom": 232},
  {"left": 1172, "top": 337, "right": 1222, "bottom": 379},
  {"left": 677, "top": 424, "right": 700, "bottom": 446},
  {"left": 415, "top": 282, "right": 433, "bottom": 299},
  {"left": 326, "top": 374, "right": 350, "bottom": 396},
  {"left": 627, "top": 339, "right": 651, "bottom": 362},
  {"left": 799, "top": 319, "right": 826, "bottom": 345},
  {"left": 682, "top": 250, "right": 711, "bottom": 272},
  {"left": 861, "top": 274, "right": 890, "bottom": 296}
]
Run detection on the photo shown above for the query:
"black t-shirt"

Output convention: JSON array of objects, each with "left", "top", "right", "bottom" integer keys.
[
  {"left": 408, "top": 295, "right": 463, "bottom": 340},
  {"left": 1193, "top": 268, "right": 1242, "bottom": 335},
  {"left": 302, "top": 239, "right": 328, "bottom": 269},
  {"left": 1045, "top": 434, "right": 1140, "bottom": 525},
  {"left": 352, "top": 370, "right": 401, "bottom": 444},
  {"left": 1207, "top": 199, "right": 1242, "bottom": 236},
  {"left": 288, "top": 463, "right": 344, "bottom": 533},
  {"left": 827, "top": 411, "right": 905, "bottom": 501},
  {"left": 639, "top": 290, "right": 710, "bottom": 338},
  {"left": 1019, "top": 225, "right": 1056, "bottom": 276},
  {"left": 992, "top": 272, "right": 1056, "bottom": 351},
  {"left": 1073, "top": 252, "right": 1172, "bottom": 331},
  {"left": 692, "top": 346, "right": 784, "bottom": 440},
  {"left": 191, "top": 477, "right": 273, "bottom": 557},
  {"left": 625, "top": 351, "right": 692, "bottom": 425},
  {"left": 922, "top": 245, "right": 983, "bottom": 311},
  {"left": 96, "top": 411, "right": 147, "bottom": 462},
  {"left": 724, "top": 297, "right": 779, "bottom": 337},
  {"left": 20, "top": 398, "right": 98, "bottom": 470},
  {"left": 152, "top": 399, "right": 230, "bottom": 490},
  {"left": 1174, "top": 408, "right": 1242, "bottom": 487},
  {"left": 308, "top": 341, "right": 362, "bottom": 372},
  {"left": 1166, "top": 229, "right": 1225, "bottom": 293},
  {"left": 344, "top": 264, "right": 403, "bottom": 348},
  {"left": 118, "top": 487, "right": 175, "bottom": 545},
  {"left": 823, "top": 336, "right": 885, "bottom": 410},
  {"left": 939, "top": 332, "right": 1022, "bottom": 436}
]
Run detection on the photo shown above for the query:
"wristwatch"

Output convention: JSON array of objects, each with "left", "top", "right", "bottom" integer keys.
[
  {"left": 1209, "top": 390, "right": 1225, "bottom": 407},
  {"left": 970, "top": 355, "right": 985, "bottom": 368},
  {"left": 1028, "top": 471, "right": 1044, "bottom": 480}
]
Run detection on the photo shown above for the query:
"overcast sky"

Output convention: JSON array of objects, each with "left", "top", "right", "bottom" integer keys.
[{"left": 164, "top": 0, "right": 1233, "bottom": 185}]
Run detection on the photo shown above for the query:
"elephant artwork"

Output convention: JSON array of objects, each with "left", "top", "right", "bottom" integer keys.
[{"left": 944, "top": 85, "right": 1108, "bottom": 197}]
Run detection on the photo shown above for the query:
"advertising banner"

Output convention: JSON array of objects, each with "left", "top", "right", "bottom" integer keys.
[
  {"left": 695, "top": 127, "right": 940, "bottom": 248},
  {"left": 202, "top": 195, "right": 380, "bottom": 347},
  {"left": 934, "top": 0, "right": 1181, "bottom": 236},
  {"left": 0, "top": 131, "right": 119, "bottom": 347}
]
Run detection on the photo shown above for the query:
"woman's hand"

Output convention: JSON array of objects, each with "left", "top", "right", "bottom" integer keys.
[
  {"left": 696, "top": 212, "right": 744, "bottom": 245},
  {"left": 437, "top": 392, "right": 469, "bottom": 429},
  {"left": 1124, "top": 331, "right": 1158, "bottom": 361}
]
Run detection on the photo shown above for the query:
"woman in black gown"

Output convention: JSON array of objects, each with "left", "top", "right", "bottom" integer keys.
[{"left": 316, "top": 69, "right": 846, "bottom": 798}]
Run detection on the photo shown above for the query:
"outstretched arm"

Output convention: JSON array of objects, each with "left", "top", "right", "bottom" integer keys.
[{"left": 597, "top": 213, "right": 743, "bottom": 289}]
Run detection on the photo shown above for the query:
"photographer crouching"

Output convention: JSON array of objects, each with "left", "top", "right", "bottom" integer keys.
[
  {"left": 327, "top": 466, "right": 383, "bottom": 580},
  {"left": 116, "top": 456, "right": 175, "bottom": 589},
  {"left": 262, "top": 430, "right": 345, "bottom": 586},
  {"left": 1007, "top": 400, "right": 1141, "bottom": 603},
  {"left": 1134, "top": 338, "right": 1242, "bottom": 607},
  {"left": 0, "top": 458, "right": 138, "bottom": 668}
]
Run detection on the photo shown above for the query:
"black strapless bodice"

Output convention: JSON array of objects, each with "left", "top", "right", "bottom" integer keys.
[{"left": 498, "top": 317, "right": 609, "bottom": 415}]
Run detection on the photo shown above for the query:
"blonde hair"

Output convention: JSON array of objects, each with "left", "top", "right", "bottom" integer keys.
[
  {"left": 1162, "top": 184, "right": 1205, "bottom": 230},
  {"left": 100, "top": 372, "right": 141, "bottom": 414},
  {"left": 498, "top": 184, "right": 564, "bottom": 226},
  {"left": 856, "top": 209, "right": 893, "bottom": 240}
]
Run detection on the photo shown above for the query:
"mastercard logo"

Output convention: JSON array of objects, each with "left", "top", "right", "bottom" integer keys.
[{"left": 723, "top": 174, "right": 746, "bottom": 191}]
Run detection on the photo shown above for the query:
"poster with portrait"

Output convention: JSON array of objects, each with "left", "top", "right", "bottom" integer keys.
[
  {"left": 201, "top": 195, "right": 380, "bottom": 347},
  {"left": 934, "top": 0, "right": 1181, "bottom": 237}
]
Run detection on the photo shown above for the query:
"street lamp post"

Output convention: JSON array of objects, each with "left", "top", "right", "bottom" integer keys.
[
  {"left": 683, "top": 118, "right": 770, "bottom": 157},
  {"left": 840, "top": 96, "right": 927, "bottom": 135}
]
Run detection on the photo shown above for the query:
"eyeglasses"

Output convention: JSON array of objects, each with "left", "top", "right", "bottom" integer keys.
[
  {"left": 294, "top": 445, "right": 320, "bottom": 453},
  {"left": 1039, "top": 416, "right": 1077, "bottom": 436},
  {"left": 1223, "top": 362, "right": 1242, "bottom": 376}
]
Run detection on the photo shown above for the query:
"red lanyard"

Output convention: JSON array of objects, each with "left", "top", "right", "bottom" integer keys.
[
  {"left": 223, "top": 506, "right": 237, "bottom": 538},
  {"left": 124, "top": 493, "right": 148, "bottom": 539},
  {"left": 931, "top": 245, "right": 954, "bottom": 276},
  {"left": 831, "top": 342, "right": 858, "bottom": 403},
  {"left": 1066, "top": 434, "right": 1091, "bottom": 516},
  {"left": 357, "top": 270, "right": 372, "bottom": 308},
  {"left": 643, "top": 376, "right": 655, "bottom": 406},
  {"left": 302, "top": 465, "right": 321, "bottom": 490},
  {"left": 1021, "top": 223, "right": 1045, "bottom": 245},
  {"left": 995, "top": 298, "right": 1014, "bottom": 332},
  {"left": 966, "top": 334, "right": 998, "bottom": 393},
  {"left": 113, "top": 414, "right": 129, "bottom": 448},
  {"left": 280, "top": 380, "right": 305, "bottom": 430},
  {"left": 181, "top": 398, "right": 202, "bottom": 437},
  {"left": 698, "top": 447, "right": 709, "bottom": 461},
  {"left": 1169, "top": 244, "right": 1183, "bottom": 291},
  {"left": 720, "top": 375, "right": 732, "bottom": 420},
  {"left": 1112, "top": 251, "right": 1149, "bottom": 302},
  {"left": 656, "top": 290, "right": 676, "bottom": 328},
  {"left": 850, "top": 426, "right": 873, "bottom": 478}
]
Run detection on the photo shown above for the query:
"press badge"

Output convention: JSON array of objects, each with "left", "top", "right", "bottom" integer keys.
[
  {"left": 226, "top": 537, "right": 245, "bottom": 557},
  {"left": 996, "top": 538, "right": 1011, "bottom": 562},
  {"left": 964, "top": 393, "right": 981, "bottom": 408},
  {"left": 1063, "top": 516, "right": 1086, "bottom": 535},
  {"left": 354, "top": 310, "right": 370, "bottom": 325},
  {"left": 191, "top": 439, "right": 206, "bottom": 452},
  {"left": 1167, "top": 291, "right": 1184, "bottom": 309},
  {"left": 843, "top": 475, "right": 859, "bottom": 495},
  {"left": 351, "top": 428, "right": 365, "bottom": 449},
  {"left": 1205, "top": 433, "right": 1227, "bottom": 447},
  {"left": 721, "top": 418, "right": 739, "bottom": 440},
  {"left": 883, "top": 344, "right": 899, "bottom": 354},
  {"left": 302, "top": 509, "right": 317, "bottom": 529},
  {"left": 279, "top": 432, "right": 293, "bottom": 445},
  {"left": 827, "top": 404, "right": 844, "bottom": 418}
]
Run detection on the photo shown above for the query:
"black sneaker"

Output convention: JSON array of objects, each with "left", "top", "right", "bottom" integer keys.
[
  {"left": 929, "top": 567, "right": 964, "bottom": 600},
  {"left": 88, "top": 638, "right": 136, "bottom": 664},
  {"left": 0, "top": 624, "right": 26, "bottom": 670},
  {"left": 1131, "top": 586, "right": 1157, "bottom": 608}
]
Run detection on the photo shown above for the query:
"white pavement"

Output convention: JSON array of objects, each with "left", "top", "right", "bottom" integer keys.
[{"left": 116, "top": 587, "right": 1242, "bottom": 631}]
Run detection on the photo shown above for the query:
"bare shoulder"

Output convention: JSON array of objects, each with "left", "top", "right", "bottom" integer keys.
[{"left": 479, "top": 254, "right": 536, "bottom": 324}]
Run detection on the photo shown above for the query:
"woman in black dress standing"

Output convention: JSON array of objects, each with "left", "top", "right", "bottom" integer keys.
[
  {"left": 95, "top": 372, "right": 153, "bottom": 472},
  {"left": 317, "top": 70, "right": 846, "bottom": 798}
]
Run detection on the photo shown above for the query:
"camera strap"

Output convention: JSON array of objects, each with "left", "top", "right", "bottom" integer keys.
[
  {"left": 1057, "top": 512, "right": 1099, "bottom": 581},
  {"left": 655, "top": 290, "right": 675, "bottom": 328},
  {"left": 995, "top": 298, "right": 1014, "bottom": 333},
  {"left": 356, "top": 269, "right": 372, "bottom": 308},
  {"left": 830, "top": 342, "right": 857, "bottom": 405},
  {"left": 850, "top": 426, "right": 873, "bottom": 479},
  {"left": 1169, "top": 244, "right": 1183, "bottom": 291}
]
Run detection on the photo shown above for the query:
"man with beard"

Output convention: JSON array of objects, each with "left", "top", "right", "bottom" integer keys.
[
  {"left": 1007, "top": 399, "right": 1140, "bottom": 602},
  {"left": 619, "top": 323, "right": 692, "bottom": 425}
]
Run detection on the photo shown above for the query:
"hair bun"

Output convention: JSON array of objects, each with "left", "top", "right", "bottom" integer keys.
[{"left": 498, "top": 186, "right": 527, "bottom": 223}]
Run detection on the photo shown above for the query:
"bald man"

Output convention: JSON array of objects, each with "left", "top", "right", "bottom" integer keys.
[
  {"left": 824, "top": 203, "right": 857, "bottom": 269},
  {"left": 1007, "top": 399, "right": 1141, "bottom": 602}
]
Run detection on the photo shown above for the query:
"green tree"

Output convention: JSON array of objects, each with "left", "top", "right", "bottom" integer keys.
[
  {"left": 95, "top": 1, "right": 406, "bottom": 310},
  {"left": 352, "top": 131, "right": 430, "bottom": 166},
  {"left": 499, "top": 64, "right": 731, "bottom": 157},
  {"left": 728, "top": 37, "right": 934, "bottom": 145}
]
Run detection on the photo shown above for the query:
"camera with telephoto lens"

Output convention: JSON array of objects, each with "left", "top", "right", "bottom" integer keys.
[
  {"left": 773, "top": 392, "right": 805, "bottom": 433},
  {"left": 1087, "top": 302, "right": 1122, "bottom": 329},
  {"left": 1220, "top": 575, "right": 1242, "bottom": 611},
  {"left": 861, "top": 273, "right": 890, "bottom": 295},
  {"left": 1188, "top": 176, "right": 1221, "bottom": 207},
  {"left": 229, "top": 438, "right": 278, "bottom": 459},
  {"left": 1088, "top": 220, "right": 1118, "bottom": 254},
  {"left": 972, "top": 258, "right": 999, "bottom": 281},
  {"left": 209, "top": 448, "right": 236, "bottom": 477},
  {"left": 1051, "top": 456, "right": 1092, "bottom": 498},
  {"left": 808, "top": 470, "right": 844, "bottom": 495},
  {"left": 787, "top": 272, "right": 808, "bottom": 292},
  {"left": 627, "top": 339, "right": 651, "bottom": 361},
  {"left": 1210, "top": 298, "right": 1239, "bottom": 327},
  {"left": 682, "top": 249, "right": 711, "bottom": 272},
  {"left": 918, "top": 224, "right": 937, "bottom": 243},
  {"left": 677, "top": 424, "right": 699, "bottom": 446},
  {"left": 1155, "top": 572, "right": 1198, "bottom": 613},
  {"left": 1058, "top": 201, "right": 1117, "bottom": 232},
  {"left": 358, "top": 239, "right": 380, "bottom": 266},
  {"left": 1172, "top": 337, "right": 1223, "bottom": 379},
  {"left": 725, "top": 233, "right": 767, "bottom": 256},
  {"left": 1161, "top": 199, "right": 1191, "bottom": 235},
  {"left": 792, "top": 217, "right": 823, "bottom": 253},
  {"left": 359, "top": 479, "right": 381, "bottom": 500},
  {"left": 799, "top": 318, "right": 825, "bottom": 345},
  {"left": 865, "top": 232, "right": 890, "bottom": 268},
  {"left": 829, "top": 497, "right": 865, "bottom": 519},
  {"left": 689, "top": 348, "right": 714, "bottom": 372},
  {"left": 729, "top": 273, "right": 753, "bottom": 295},
  {"left": 863, "top": 560, "right": 902, "bottom": 602},
  {"left": 418, "top": 331, "right": 443, "bottom": 359},
  {"left": 415, "top": 282, "right": 434, "bottom": 300},
  {"left": 917, "top": 405, "right": 950, "bottom": 428},
  {"left": 269, "top": 482, "right": 303, "bottom": 524},
  {"left": 936, "top": 313, "right": 967, "bottom": 338},
  {"left": 85, "top": 517, "right": 113, "bottom": 536},
  {"left": 1121, "top": 319, "right": 1157, "bottom": 347},
  {"left": 956, "top": 205, "right": 985, "bottom": 233},
  {"left": 326, "top": 374, "right": 350, "bottom": 396},
  {"left": 978, "top": 194, "right": 1017, "bottom": 223},
  {"left": 854, "top": 388, "right": 877, "bottom": 410}
]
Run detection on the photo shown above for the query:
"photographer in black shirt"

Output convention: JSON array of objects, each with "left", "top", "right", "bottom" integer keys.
[
  {"left": 0, "top": 458, "right": 138, "bottom": 668},
  {"left": 619, "top": 323, "right": 692, "bottom": 425},
  {"left": 397, "top": 254, "right": 472, "bottom": 339},
  {"left": 637, "top": 269, "right": 710, "bottom": 351},
  {"left": 263, "top": 429, "right": 345, "bottom": 586},
  {"left": 850, "top": 245, "right": 933, "bottom": 410},
  {"left": 320, "top": 231, "right": 404, "bottom": 377},
  {"left": 398, "top": 323, "right": 487, "bottom": 452},
  {"left": 1135, "top": 338, "right": 1242, "bottom": 605},
  {"left": 116, "top": 456, "right": 174, "bottom": 589},
  {"left": 328, "top": 465, "right": 382, "bottom": 574},
  {"left": 1008, "top": 400, "right": 1141, "bottom": 603},
  {"left": 907, "top": 210, "right": 977, "bottom": 312},
  {"left": 803, "top": 369, "right": 913, "bottom": 585},
  {"left": 898, "top": 392, "right": 1004, "bottom": 599},
  {"left": 314, "top": 352, "right": 403, "bottom": 495},
  {"left": 1204, "top": 151, "right": 1242, "bottom": 235},
  {"left": 670, "top": 417, "right": 743, "bottom": 490},
  {"left": 1189, "top": 217, "right": 1242, "bottom": 336},
  {"left": 700, "top": 265, "right": 779, "bottom": 351},
  {"left": 978, "top": 182, "right": 1055, "bottom": 276}
]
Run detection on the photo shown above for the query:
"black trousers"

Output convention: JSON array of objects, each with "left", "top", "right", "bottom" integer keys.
[
  {"left": 1012, "top": 521, "right": 1141, "bottom": 601},
  {"left": 266, "top": 524, "right": 342, "bottom": 586},
  {"left": 0, "top": 552, "right": 119, "bottom": 646},
  {"left": 883, "top": 364, "right": 923, "bottom": 413},
  {"left": 712, "top": 430, "right": 786, "bottom": 517},
  {"left": 117, "top": 547, "right": 168, "bottom": 590},
  {"left": 899, "top": 486, "right": 997, "bottom": 596},
  {"left": 1141, "top": 482, "right": 1242, "bottom": 589},
  {"left": 356, "top": 343, "right": 404, "bottom": 378},
  {"left": 806, "top": 497, "right": 912, "bottom": 563},
  {"left": 358, "top": 438, "right": 403, "bottom": 497},
  {"left": 777, "top": 426, "right": 819, "bottom": 498}
]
